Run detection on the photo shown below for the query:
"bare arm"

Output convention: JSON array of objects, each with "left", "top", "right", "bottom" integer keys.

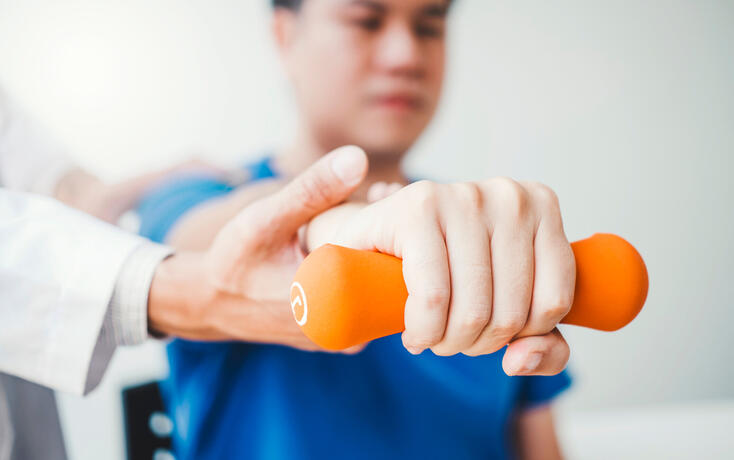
[
  {"left": 54, "top": 161, "right": 227, "bottom": 224},
  {"left": 166, "top": 178, "right": 285, "bottom": 251},
  {"left": 514, "top": 406, "right": 564, "bottom": 460},
  {"left": 147, "top": 147, "right": 368, "bottom": 352}
]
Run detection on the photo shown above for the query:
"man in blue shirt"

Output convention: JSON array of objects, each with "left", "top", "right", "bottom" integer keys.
[{"left": 139, "top": 1, "right": 575, "bottom": 458}]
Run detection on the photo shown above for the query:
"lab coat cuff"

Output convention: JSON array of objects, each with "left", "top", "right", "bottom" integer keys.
[{"left": 108, "top": 243, "right": 174, "bottom": 346}]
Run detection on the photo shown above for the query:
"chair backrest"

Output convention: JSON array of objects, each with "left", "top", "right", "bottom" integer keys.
[{"left": 121, "top": 381, "right": 173, "bottom": 460}]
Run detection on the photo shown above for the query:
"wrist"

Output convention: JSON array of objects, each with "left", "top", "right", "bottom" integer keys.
[{"left": 147, "top": 252, "right": 223, "bottom": 340}]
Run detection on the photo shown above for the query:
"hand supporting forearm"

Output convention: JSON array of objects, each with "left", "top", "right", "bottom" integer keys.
[
  {"left": 147, "top": 252, "right": 225, "bottom": 340},
  {"left": 147, "top": 252, "right": 320, "bottom": 349},
  {"left": 146, "top": 146, "right": 370, "bottom": 352}
]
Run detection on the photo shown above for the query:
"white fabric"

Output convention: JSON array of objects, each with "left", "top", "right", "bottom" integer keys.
[
  {"left": 0, "top": 87, "right": 170, "bottom": 394},
  {"left": 0, "top": 87, "right": 173, "bottom": 459},
  {"left": 0, "top": 190, "right": 144, "bottom": 394},
  {"left": 0, "top": 89, "right": 76, "bottom": 196},
  {"left": 107, "top": 244, "right": 173, "bottom": 347},
  {"left": 83, "top": 243, "right": 173, "bottom": 394}
]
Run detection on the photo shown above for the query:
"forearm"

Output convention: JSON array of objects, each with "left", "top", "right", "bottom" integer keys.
[
  {"left": 146, "top": 251, "right": 318, "bottom": 349},
  {"left": 54, "top": 168, "right": 177, "bottom": 224},
  {"left": 147, "top": 252, "right": 224, "bottom": 340},
  {"left": 55, "top": 161, "right": 231, "bottom": 226},
  {"left": 515, "top": 405, "right": 564, "bottom": 460},
  {"left": 166, "top": 179, "right": 285, "bottom": 251}
]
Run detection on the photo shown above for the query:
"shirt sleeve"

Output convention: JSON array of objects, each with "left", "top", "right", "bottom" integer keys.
[
  {"left": 137, "top": 175, "right": 236, "bottom": 243},
  {"left": 516, "top": 369, "right": 573, "bottom": 411},
  {"left": 136, "top": 156, "right": 273, "bottom": 243}
]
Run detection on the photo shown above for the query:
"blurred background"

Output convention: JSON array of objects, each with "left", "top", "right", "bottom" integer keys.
[{"left": 1, "top": 0, "right": 732, "bottom": 459}]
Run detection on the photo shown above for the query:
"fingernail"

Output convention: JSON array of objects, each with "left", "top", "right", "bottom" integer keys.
[
  {"left": 520, "top": 352, "right": 543, "bottom": 374},
  {"left": 330, "top": 146, "right": 366, "bottom": 186}
]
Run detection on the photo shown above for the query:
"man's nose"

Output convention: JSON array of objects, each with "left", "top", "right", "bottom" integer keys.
[{"left": 374, "top": 23, "right": 425, "bottom": 79}]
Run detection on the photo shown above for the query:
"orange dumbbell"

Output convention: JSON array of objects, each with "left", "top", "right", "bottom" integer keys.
[{"left": 290, "top": 233, "right": 648, "bottom": 350}]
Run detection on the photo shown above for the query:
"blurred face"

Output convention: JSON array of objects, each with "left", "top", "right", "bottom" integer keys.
[{"left": 274, "top": 0, "right": 448, "bottom": 156}]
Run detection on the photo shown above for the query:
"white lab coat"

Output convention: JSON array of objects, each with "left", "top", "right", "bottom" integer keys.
[{"left": 0, "top": 90, "right": 147, "bottom": 459}]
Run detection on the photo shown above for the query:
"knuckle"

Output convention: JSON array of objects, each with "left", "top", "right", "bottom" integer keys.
[
  {"left": 491, "top": 177, "right": 530, "bottom": 221},
  {"left": 489, "top": 315, "right": 525, "bottom": 339},
  {"left": 528, "top": 182, "right": 560, "bottom": 209},
  {"left": 406, "top": 180, "right": 441, "bottom": 211},
  {"left": 419, "top": 287, "right": 451, "bottom": 312},
  {"left": 408, "top": 179, "right": 437, "bottom": 198},
  {"left": 459, "top": 307, "right": 491, "bottom": 332},
  {"left": 537, "top": 303, "right": 569, "bottom": 327},
  {"left": 538, "top": 293, "right": 574, "bottom": 321},
  {"left": 452, "top": 182, "right": 484, "bottom": 211}
]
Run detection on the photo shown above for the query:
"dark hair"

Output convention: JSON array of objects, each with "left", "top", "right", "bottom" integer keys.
[
  {"left": 272, "top": 0, "right": 454, "bottom": 13},
  {"left": 272, "top": 0, "right": 302, "bottom": 10}
]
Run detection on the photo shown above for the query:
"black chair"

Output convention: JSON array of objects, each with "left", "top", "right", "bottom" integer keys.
[{"left": 121, "top": 381, "right": 174, "bottom": 460}]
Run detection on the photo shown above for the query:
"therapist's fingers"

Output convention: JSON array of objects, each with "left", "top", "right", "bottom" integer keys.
[
  {"left": 233, "top": 145, "right": 368, "bottom": 240},
  {"left": 502, "top": 328, "right": 570, "bottom": 376}
]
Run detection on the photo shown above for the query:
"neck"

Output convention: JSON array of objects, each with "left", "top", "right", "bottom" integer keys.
[{"left": 273, "top": 130, "right": 409, "bottom": 201}]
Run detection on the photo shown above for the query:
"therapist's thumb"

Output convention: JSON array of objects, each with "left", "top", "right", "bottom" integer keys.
[{"left": 266, "top": 145, "right": 367, "bottom": 238}]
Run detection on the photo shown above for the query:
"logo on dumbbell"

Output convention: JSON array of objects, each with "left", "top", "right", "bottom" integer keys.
[{"left": 290, "top": 282, "right": 308, "bottom": 326}]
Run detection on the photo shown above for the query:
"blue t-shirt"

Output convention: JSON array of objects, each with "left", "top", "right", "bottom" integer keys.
[{"left": 137, "top": 157, "right": 572, "bottom": 460}]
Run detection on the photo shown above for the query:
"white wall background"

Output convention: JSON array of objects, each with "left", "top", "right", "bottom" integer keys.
[{"left": 1, "top": 1, "right": 732, "bottom": 459}]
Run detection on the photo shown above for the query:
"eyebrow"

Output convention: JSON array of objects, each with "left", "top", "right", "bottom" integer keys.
[
  {"left": 420, "top": 2, "right": 450, "bottom": 18},
  {"left": 346, "top": 0, "right": 450, "bottom": 17},
  {"left": 347, "top": 0, "right": 387, "bottom": 13}
]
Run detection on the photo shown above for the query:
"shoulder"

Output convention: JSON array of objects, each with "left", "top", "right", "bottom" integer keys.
[{"left": 137, "top": 155, "right": 278, "bottom": 244}]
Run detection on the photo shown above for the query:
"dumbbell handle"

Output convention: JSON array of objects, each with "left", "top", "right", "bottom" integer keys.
[{"left": 290, "top": 233, "right": 648, "bottom": 350}]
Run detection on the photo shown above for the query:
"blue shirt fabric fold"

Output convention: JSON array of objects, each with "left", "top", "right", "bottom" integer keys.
[{"left": 137, "top": 156, "right": 572, "bottom": 460}]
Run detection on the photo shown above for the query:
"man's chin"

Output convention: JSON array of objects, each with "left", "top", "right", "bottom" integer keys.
[
  {"left": 351, "top": 127, "right": 423, "bottom": 158},
  {"left": 358, "top": 140, "right": 415, "bottom": 159}
]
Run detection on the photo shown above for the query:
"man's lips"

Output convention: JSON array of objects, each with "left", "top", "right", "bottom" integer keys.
[{"left": 371, "top": 93, "right": 424, "bottom": 111}]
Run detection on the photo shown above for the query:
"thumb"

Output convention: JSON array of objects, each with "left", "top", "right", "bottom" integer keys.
[{"left": 252, "top": 145, "right": 368, "bottom": 239}]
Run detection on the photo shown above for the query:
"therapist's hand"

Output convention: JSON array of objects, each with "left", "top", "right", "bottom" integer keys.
[
  {"left": 306, "top": 179, "right": 575, "bottom": 375},
  {"left": 147, "top": 146, "right": 368, "bottom": 353}
]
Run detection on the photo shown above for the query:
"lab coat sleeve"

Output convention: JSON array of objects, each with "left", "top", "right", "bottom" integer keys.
[
  {"left": 83, "top": 242, "right": 173, "bottom": 394},
  {"left": 0, "top": 190, "right": 147, "bottom": 394},
  {"left": 0, "top": 89, "right": 77, "bottom": 196}
]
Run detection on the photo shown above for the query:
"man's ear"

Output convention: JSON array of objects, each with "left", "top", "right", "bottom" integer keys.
[{"left": 272, "top": 9, "right": 298, "bottom": 58}]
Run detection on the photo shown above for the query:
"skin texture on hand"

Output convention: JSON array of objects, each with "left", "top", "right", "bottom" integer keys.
[
  {"left": 148, "top": 252, "right": 321, "bottom": 349},
  {"left": 305, "top": 178, "right": 575, "bottom": 376}
]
